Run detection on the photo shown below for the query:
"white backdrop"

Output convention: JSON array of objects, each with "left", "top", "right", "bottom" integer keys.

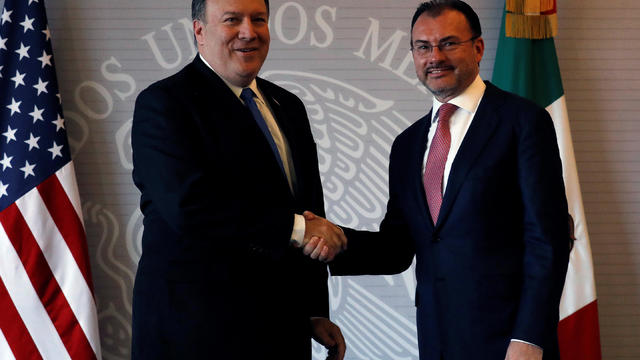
[{"left": 1, "top": 0, "right": 638, "bottom": 358}]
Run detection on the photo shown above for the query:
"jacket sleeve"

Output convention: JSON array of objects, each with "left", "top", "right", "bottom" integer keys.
[
  {"left": 330, "top": 198, "right": 415, "bottom": 276},
  {"left": 511, "top": 105, "right": 571, "bottom": 347}
]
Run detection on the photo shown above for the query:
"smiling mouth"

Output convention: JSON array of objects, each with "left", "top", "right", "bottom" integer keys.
[
  {"left": 427, "top": 66, "right": 453, "bottom": 75},
  {"left": 236, "top": 48, "right": 258, "bottom": 53}
]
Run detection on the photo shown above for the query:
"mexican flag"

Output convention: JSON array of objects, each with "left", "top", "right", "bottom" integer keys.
[{"left": 492, "top": 1, "right": 602, "bottom": 359}]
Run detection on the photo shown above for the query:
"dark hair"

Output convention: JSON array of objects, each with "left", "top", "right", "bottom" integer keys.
[
  {"left": 192, "top": 0, "right": 270, "bottom": 22},
  {"left": 410, "top": 0, "right": 482, "bottom": 38}
]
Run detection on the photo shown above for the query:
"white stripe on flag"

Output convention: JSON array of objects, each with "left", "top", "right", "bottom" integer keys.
[
  {"left": 0, "top": 329, "right": 17, "bottom": 360},
  {"left": 15, "top": 188, "right": 100, "bottom": 354},
  {"left": 56, "top": 162, "right": 85, "bottom": 229},
  {"left": 546, "top": 96, "right": 598, "bottom": 319},
  {"left": 0, "top": 225, "right": 70, "bottom": 359}
]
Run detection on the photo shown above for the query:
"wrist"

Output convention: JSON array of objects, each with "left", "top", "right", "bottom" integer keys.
[{"left": 290, "top": 214, "right": 305, "bottom": 247}]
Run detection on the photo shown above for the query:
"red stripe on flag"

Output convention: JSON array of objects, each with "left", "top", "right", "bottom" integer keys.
[
  {"left": 0, "top": 204, "right": 96, "bottom": 360},
  {"left": 37, "top": 174, "right": 95, "bottom": 293},
  {"left": 0, "top": 276, "right": 42, "bottom": 360},
  {"left": 558, "top": 300, "right": 602, "bottom": 360}
]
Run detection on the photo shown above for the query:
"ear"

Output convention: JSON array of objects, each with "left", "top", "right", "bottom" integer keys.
[
  {"left": 193, "top": 20, "right": 205, "bottom": 45},
  {"left": 473, "top": 36, "right": 485, "bottom": 64}
]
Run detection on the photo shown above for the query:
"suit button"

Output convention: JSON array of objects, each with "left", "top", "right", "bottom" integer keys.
[{"left": 432, "top": 237, "right": 441, "bottom": 243}]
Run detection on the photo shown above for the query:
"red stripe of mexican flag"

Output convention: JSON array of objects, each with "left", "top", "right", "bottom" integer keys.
[{"left": 492, "top": 3, "right": 602, "bottom": 359}]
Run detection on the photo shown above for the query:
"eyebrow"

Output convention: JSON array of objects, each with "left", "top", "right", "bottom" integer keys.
[
  {"left": 413, "top": 35, "right": 460, "bottom": 44},
  {"left": 221, "top": 11, "right": 268, "bottom": 17}
]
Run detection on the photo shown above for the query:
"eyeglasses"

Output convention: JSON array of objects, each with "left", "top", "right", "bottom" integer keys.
[{"left": 411, "top": 36, "right": 479, "bottom": 56}]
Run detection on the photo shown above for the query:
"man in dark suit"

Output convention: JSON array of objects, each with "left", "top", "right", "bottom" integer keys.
[
  {"left": 307, "top": 1, "right": 571, "bottom": 359},
  {"left": 130, "top": 0, "right": 346, "bottom": 358}
]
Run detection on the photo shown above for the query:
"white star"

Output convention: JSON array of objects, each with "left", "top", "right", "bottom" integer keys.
[
  {"left": 24, "top": 133, "right": 40, "bottom": 150},
  {"left": 11, "top": 70, "right": 26, "bottom": 88},
  {"left": 20, "top": 161, "right": 36, "bottom": 178},
  {"left": 6, "top": 98, "right": 21, "bottom": 115},
  {"left": 0, "top": 153, "right": 13, "bottom": 171},
  {"left": 0, "top": 65, "right": 3, "bottom": 78},
  {"left": 20, "top": 15, "right": 35, "bottom": 33},
  {"left": 29, "top": 0, "right": 40, "bottom": 5},
  {"left": 0, "top": 35, "right": 7, "bottom": 51},
  {"left": 42, "top": 26, "right": 51, "bottom": 41},
  {"left": 29, "top": 105, "right": 44, "bottom": 123},
  {"left": 37, "top": 50, "right": 51, "bottom": 68},
  {"left": 3, "top": 126, "right": 17, "bottom": 143},
  {"left": 52, "top": 114, "right": 65, "bottom": 131},
  {"left": 1, "top": 8, "right": 12, "bottom": 25},
  {"left": 48, "top": 141, "right": 63, "bottom": 159},
  {"left": 0, "top": 182, "right": 8, "bottom": 198},
  {"left": 33, "top": 77, "right": 48, "bottom": 95},
  {"left": 15, "top": 42, "right": 30, "bottom": 60}
]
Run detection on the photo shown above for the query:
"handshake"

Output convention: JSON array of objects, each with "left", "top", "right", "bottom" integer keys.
[{"left": 296, "top": 211, "right": 347, "bottom": 263}]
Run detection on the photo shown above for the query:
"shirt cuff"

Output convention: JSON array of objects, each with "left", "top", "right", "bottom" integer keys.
[
  {"left": 290, "top": 214, "right": 305, "bottom": 247},
  {"left": 510, "top": 339, "right": 542, "bottom": 351}
]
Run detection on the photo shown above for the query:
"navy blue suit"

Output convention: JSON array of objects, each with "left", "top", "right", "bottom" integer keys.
[
  {"left": 331, "top": 82, "right": 570, "bottom": 360},
  {"left": 131, "top": 56, "right": 328, "bottom": 359}
]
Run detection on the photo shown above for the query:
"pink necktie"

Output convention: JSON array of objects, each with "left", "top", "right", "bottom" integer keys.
[{"left": 423, "top": 103, "right": 457, "bottom": 224}]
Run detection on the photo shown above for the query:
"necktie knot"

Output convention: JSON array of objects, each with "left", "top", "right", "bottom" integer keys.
[
  {"left": 437, "top": 103, "right": 458, "bottom": 126},
  {"left": 240, "top": 87, "right": 256, "bottom": 103}
]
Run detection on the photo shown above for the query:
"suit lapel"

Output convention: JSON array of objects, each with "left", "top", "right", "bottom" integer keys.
[
  {"left": 436, "top": 83, "right": 503, "bottom": 228},
  {"left": 258, "top": 83, "right": 297, "bottom": 164},
  {"left": 409, "top": 112, "right": 436, "bottom": 231},
  {"left": 257, "top": 80, "right": 302, "bottom": 196}
]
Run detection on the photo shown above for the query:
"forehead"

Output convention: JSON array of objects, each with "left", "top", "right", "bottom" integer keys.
[
  {"left": 206, "top": 0, "right": 267, "bottom": 14},
  {"left": 411, "top": 9, "right": 472, "bottom": 41}
]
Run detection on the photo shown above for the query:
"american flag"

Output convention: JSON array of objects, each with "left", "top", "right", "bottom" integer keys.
[{"left": 0, "top": 0, "right": 101, "bottom": 359}]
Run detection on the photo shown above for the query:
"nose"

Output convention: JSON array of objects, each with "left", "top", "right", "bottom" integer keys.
[
  {"left": 428, "top": 46, "right": 447, "bottom": 61},
  {"left": 238, "top": 18, "right": 257, "bottom": 40}
]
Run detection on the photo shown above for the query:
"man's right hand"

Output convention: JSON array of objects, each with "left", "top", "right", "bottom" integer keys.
[{"left": 302, "top": 211, "right": 347, "bottom": 262}]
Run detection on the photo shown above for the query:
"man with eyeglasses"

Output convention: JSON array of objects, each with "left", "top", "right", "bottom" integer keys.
[{"left": 307, "top": 1, "right": 571, "bottom": 359}]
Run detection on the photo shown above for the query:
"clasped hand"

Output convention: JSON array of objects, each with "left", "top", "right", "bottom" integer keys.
[{"left": 300, "top": 211, "right": 347, "bottom": 262}]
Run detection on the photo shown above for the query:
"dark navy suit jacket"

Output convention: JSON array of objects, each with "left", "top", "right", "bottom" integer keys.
[
  {"left": 131, "top": 56, "right": 328, "bottom": 359},
  {"left": 331, "top": 82, "right": 570, "bottom": 360}
]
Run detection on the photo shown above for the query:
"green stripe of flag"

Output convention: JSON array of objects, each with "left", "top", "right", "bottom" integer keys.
[{"left": 491, "top": 7, "right": 564, "bottom": 109}]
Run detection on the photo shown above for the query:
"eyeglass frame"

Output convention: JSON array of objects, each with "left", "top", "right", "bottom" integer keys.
[{"left": 410, "top": 36, "right": 480, "bottom": 56}]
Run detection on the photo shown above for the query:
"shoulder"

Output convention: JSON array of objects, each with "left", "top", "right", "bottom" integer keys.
[
  {"left": 482, "top": 82, "right": 552, "bottom": 132},
  {"left": 484, "top": 82, "right": 548, "bottom": 117},
  {"left": 137, "top": 61, "right": 198, "bottom": 102},
  {"left": 480, "top": 82, "right": 558, "bottom": 148},
  {"left": 132, "top": 61, "right": 205, "bottom": 134},
  {"left": 256, "top": 77, "right": 306, "bottom": 109},
  {"left": 392, "top": 113, "right": 430, "bottom": 150}
]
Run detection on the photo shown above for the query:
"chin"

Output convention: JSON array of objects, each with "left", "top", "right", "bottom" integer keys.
[{"left": 428, "top": 86, "right": 455, "bottom": 100}]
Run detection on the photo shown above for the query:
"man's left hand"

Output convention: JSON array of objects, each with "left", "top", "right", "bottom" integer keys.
[
  {"left": 310, "top": 317, "right": 346, "bottom": 360},
  {"left": 505, "top": 341, "right": 542, "bottom": 360}
]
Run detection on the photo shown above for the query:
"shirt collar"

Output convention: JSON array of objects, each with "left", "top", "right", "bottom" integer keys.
[
  {"left": 431, "top": 74, "right": 486, "bottom": 123},
  {"left": 199, "top": 53, "right": 264, "bottom": 102}
]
